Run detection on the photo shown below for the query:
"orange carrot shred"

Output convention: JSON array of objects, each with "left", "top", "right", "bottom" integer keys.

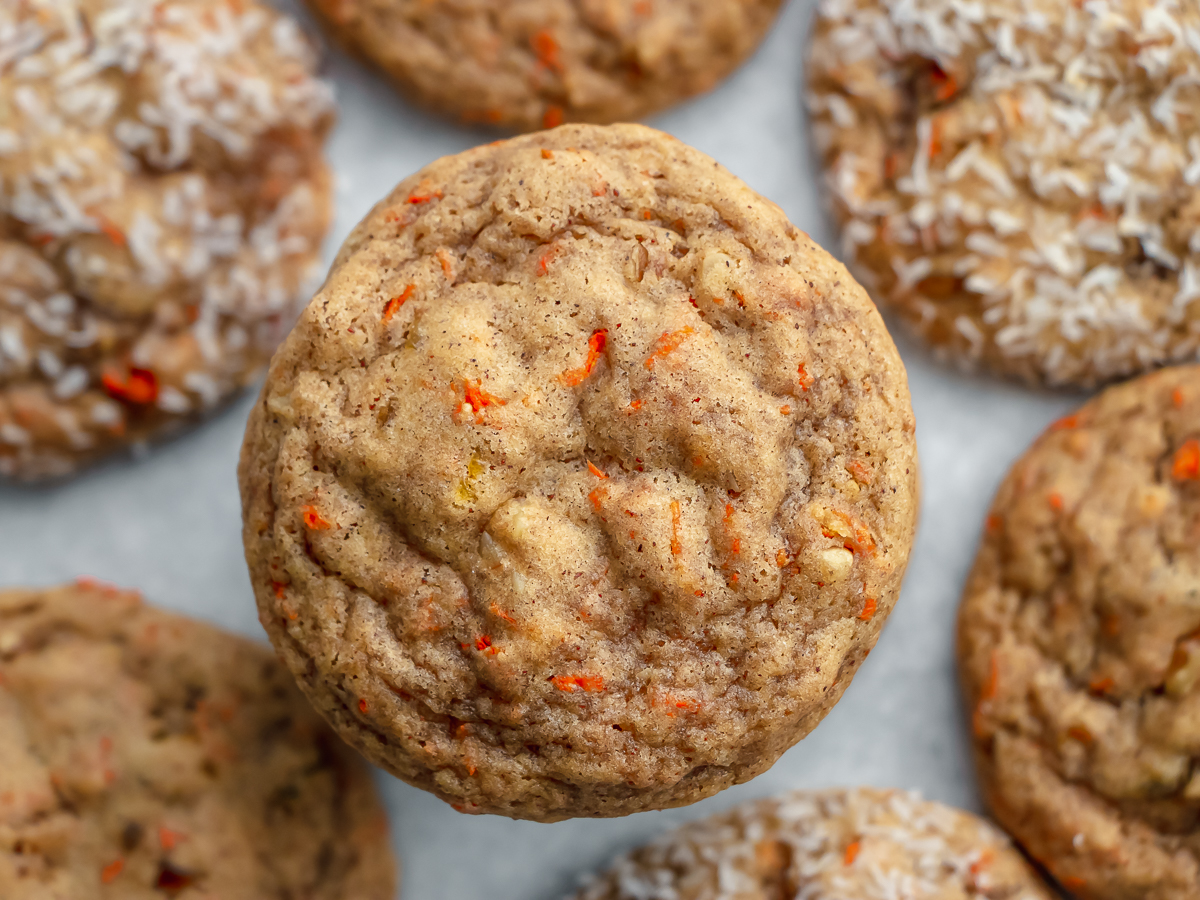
[
  {"left": 844, "top": 841, "right": 861, "bottom": 865},
  {"left": 644, "top": 327, "right": 695, "bottom": 370},
  {"left": 587, "top": 460, "right": 608, "bottom": 479},
  {"left": 1067, "top": 725, "right": 1093, "bottom": 744},
  {"left": 1062, "top": 876, "right": 1086, "bottom": 890},
  {"left": 542, "top": 105, "right": 564, "bottom": 129},
  {"left": 1089, "top": 676, "right": 1114, "bottom": 695},
  {"left": 94, "top": 213, "right": 127, "bottom": 248},
  {"left": 629, "top": 399, "right": 644, "bottom": 410},
  {"left": 561, "top": 329, "right": 609, "bottom": 385},
  {"left": 589, "top": 486, "right": 608, "bottom": 510},
  {"left": 930, "top": 62, "right": 958, "bottom": 102},
  {"left": 101, "top": 859, "right": 124, "bottom": 884},
  {"left": 301, "top": 505, "right": 333, "bottom": 530},
  {"left": 985, "top": 513, "right": 1003, "bottom": 534},
  {"left": 670, "top": 500, "right": 682, "bottom": 555},
  {"left": 437, "top": 248, "right": 454, "bottom": 278},
  {"left": 858, "top": 597, "right": 877, "bottom": 621},
  {"left": 797, "top": 362, "right": 814, "bottom": 391},
  {"left": 551, "top": 674, "right": 604, "bottom": 692},
  {"left": 531, "top": 29, "right": 562, "bottom": 72},
  {"left": 1048, "top": 491, "right": 1065, "bottom": 511},
  {"left": 983, "top": 652, "right": 1000, "bottom": 700},
  {"left": 541, "top": 148, "right": 553, "bottom": 159},
  {"left": 776, "top": 549, "right": 789, "bottom": 567},
  {"left": 407, "top": 186, "right": 443, "bottom": 204},
  {"left": 969, "top": 848, "right": 994, "bottom": 876},
  {"left": 641, "top": 210, "right": 652, "bottom": 220},
  {"left": 102, "top": 367, "right": 158, "bottom": 405},
  {"left": 536, "top": 244, "right": 558, "bottom": 276},
  {"left": 780, "top": 404, "right": 791, "bottom": 415},
  {"left": 358, "top": 698, "right": 368, "bottom": 714},
  {"left": 272, "top": 581, "right": 287, "bottom": 600},
  {"left": 1172, "top": 439, "right": 1200, "bottom": 481},
  {"left": 1172, "top": 387, "right": 1185, "bottom": 408},
  {"left": 158, "top": 827, "right": 182, "bottom": 851},
  {"left": 489, "top": 602, "right": 517, "bottom": 623},
  {"left": 382, "top": 284, "right": 414, "bottom": 323},
  {"left": 1050, "top": 414, "right": 1080, "bottom": 432},
  {"left": 460, "top": 379, "right": 505, "bottom": 422}
]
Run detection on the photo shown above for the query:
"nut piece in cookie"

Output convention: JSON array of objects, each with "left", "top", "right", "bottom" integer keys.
[
  {"left": 808, "top": 0, "right": 1200, "bottom": 387},
  {"left": 572, "top": 787, "right": 1056, "bottom": 899},
  {"left": 960, "top": 365, "right": 1200, "bottom": 898},
  {"left": 0, "top": 581, "right": 396, "bottom": 900},
  {"left": 240, "top": 123, "right": 919, "bottom": 821},
  {"left": 0, "top": 0, "right": 335, "bottom": 480},
  {"left": 305, "top": 0, "right": 783, "bottom": 131}
]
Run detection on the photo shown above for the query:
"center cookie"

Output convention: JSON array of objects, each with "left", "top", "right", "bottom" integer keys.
[{"left": 239, "top": 123, "right": 919, "bottom": 821}]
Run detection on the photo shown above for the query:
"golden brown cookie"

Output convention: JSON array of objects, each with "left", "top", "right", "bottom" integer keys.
[
  {"left": 959, "top": 365, "right": 1200, "bottom": 899},
  {"left": 572, "top": 787, "right": 1056, "bottom": 900},
  {"left": 0, "top": 0, "right": 335, "bottom": 480},
  {"left": 304, "top": 0, "right": 783, "bottom": 131},
  {"left": 239, "top": 122, "right": 919, "bottom": 821},
  {"left": 808, "top": 0, "right": 1200, "bottom": 387},
  {"left": 0, "top": 581, "right": 396, "bottom": 899}
]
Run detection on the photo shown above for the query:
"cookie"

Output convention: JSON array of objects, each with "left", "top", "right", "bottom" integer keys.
[
  {"left": 959, "top": 365, "right": 1200, "bottom": 899},
  {"left": 807, "top": 0, "right": 1200, "bottom": 387},
  {"left": 304, "top": 0, "right": 783, "bottom": 131},
  {"left": 239, "top": 122, "right": 919, "bottom": 821},
  {"left": 0, "top": 0, "right": 335, "bottom": 480},
  {"left": 0, "top": 580, "right": 396, "bottom": 899},
  {"left": 573, "top": 787, "right": 1055, "bottom": 900}
]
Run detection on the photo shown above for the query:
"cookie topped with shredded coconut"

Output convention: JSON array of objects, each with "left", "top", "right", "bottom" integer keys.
[
  {"left": 0, "top": 0, "right": 334, "bottom": 480},
  {"left": 808, "top": 0, "right": 1200, "bottom": 387},
  {"left": 572, "top": 787, "right": 1054, "bottom": 900}
]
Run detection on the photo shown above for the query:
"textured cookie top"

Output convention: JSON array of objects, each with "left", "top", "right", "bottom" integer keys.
[
  {"left": 959, "top": 365, "right": 1200, "bottom": 898},
  {"left": 808, "top": 0, "right": 1200, "bottom": 387},
  {"left": 240, "top": 123, "right": 918, "bottom": 820},
  {"left": 0, "top": 0, "right": 334, "bottom": 480},
  {"left": 573, "top": 787, "right": 1054, "bottom": 900},
  {"left": 0, "top": 581, "right": 396, "bottom": 899},
  {"left": 304, "top": 0, "right": 782, "bottom": 131}
]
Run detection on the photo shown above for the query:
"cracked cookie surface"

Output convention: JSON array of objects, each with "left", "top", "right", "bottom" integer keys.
[
  {"left": 959, "top": 365, "right": 1200, "bottom": 899},
  {"left": 808, "top": 0, "right": 1200, "bottom": 387},
  {"left": 0, "top": 581, "right": 396, "bottom": 900},
  {"left": 572, "top": 787, "right": 1054, "bottom": 900},
  {"left": 239, "top": 123, "right": 918, "bottom": 821},
  {"left": 0, "top": 0, "right": 334, "bottom": 480},
  {"left": 304, "top": 0, "right": 782, "bottom": 131}
]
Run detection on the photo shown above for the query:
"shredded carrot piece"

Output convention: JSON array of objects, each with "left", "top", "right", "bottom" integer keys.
[
  {"left": 644, "top": 327, "right": 695, "bottom": 370},
  {"left": 641, "top": 210, "right": 652, "bottom": 220},
  {"left": 587, "top": 460, "right": 608, "bottom": 479},
  {"left": 846, "top": 460, "right": 873, "bottom": 485},
  {"left": 844, "top": 841, "right": 861, "bottom": 866},
  {"left": 158, "top": 827, "right": 182, "bottom": 850},
  {"left": 551, "top": 674, "right": 605, "bottom": 692},
  {"left": 985, "top": 513, "right": 1003, "bottom": 534},
  {"left": 1172, "top": 439, "right": 1200, "bottom": 481},
  {"left": 302, "top": 505, "right": 333, "bottom": 530},
  {"left": 358, "top": 698, "right": 368, "bottom": 714},
  {"left": 589, "top": 486, "right": 608, "bottom": 510},
  {"left": 437, "top": 248, "right": 454, "bottom": 279},
  {"left": 929, "top": 116, "right": 943, "bottom": 157},
  {"left": 101, "top": 859, "right": 124, "bottom": 884},
  {"left": 1067, "top": 725, "right": 1093, "bottom": 744},
  {"left": 670, "top": 500, "right": 682, "bottom": 555},
  {"left": 797, "top": 362, "right": 814, "bottom": 391},
  {"left": 930, "top": 62, "right": 958, "bottom": 101},
  {"left": 531, "top": 29, "right": 562, "bottom": 72},
  {"left": 969, "top": 848, "right": 994, "bottom": 877},
  {"left": 1173, "top": 387, "right": 1185, "bottom": 408},
  {"left": 406, "top": 185, "right": 443, "bottom": 204},
  {"left": 474, "top": 635, "right": 499, "bottom": 655},
  {"left": 489, "top": 602, "right": 517, "bottom": 623},
  {"left": 272, "top": 582, "right": 287, "bottom": 600},
  {"left": 982, "top": 652, "right": 1000, "bottom": 700},
  {"left": 858, "top": 597, "right": 877, "bottom": 621},
  {"left": 561, "top": 329, "right": 609, "bottom": 385},
  {"left": 30, "top": 232, "right": 55, "bottom": 247},
  {"left": 1048, "top": 491, "right": 1065, "bottom": 511},
  {"left": 102, "top": 367, "right": 158, "bottom": 405},
  {"left": 542, "top": 105, "right": 564, "bottom": 129},
  {"left": 832, "top": 510, "right": 876, "bottom": 556},
  {"left": 1089, "top": 676, "right": 1114, "bottom": 695},
  {"left": 779, "top": 404, "right": 791, "bottom": 415},
  {"left": 1050, "top": 413, "right": 1080, "bottom": 432},
  {"left": 536, "top": 244, "right": 559, "bottom": 276},
  {"left": 776, "top": 549, "right": 789, "bottom": 567},
  {"left": 460, "top": 379, "right": 505, "bottom": 422},
  {"left": 541, "top": 148, "right": 553, "bottom": 159},
  {"left": 633, "top": 0, "right": 651, "bottom": 14},
  {"left": 724, "top": 504, "right": 740, "bottom": 555},
  {"left": 382, "top": 284, "right": 414, "bottom": 323},
  {"left": 1061, "top": 876, "right": 1086, "bottom": 890},
  {"left": 94, "top": 212, "right": 126, "bottom": 248},
  {"left": 628, "top": 399, "right": 644, "bottom": 410}
]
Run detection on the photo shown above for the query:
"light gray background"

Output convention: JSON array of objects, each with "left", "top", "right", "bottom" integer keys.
[{"left": 0, "top": 2, "right": 1085, "bottom": 897}]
